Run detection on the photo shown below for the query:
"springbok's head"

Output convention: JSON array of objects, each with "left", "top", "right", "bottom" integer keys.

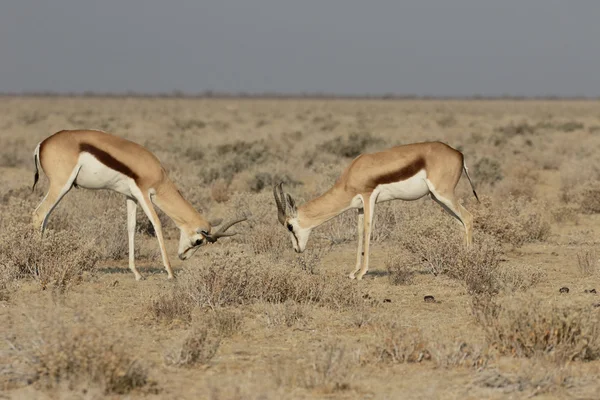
[
  {"left": 273, "top": 182, "right": 311, "bottom": 253},
  {"left": 178, "top": 217, "right": 247, "bottom": 260}
]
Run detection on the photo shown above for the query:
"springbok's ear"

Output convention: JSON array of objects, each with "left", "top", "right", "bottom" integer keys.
[{"left": 285, "top": 193, "right": 297, "bottom": 212}]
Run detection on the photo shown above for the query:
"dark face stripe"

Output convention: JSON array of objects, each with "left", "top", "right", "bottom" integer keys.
[
  {"left": 370, "top": 157, "right": 426, "bottom": 187},
  {"left": 79, "top": 143, "right": 139, "bottom": 181}
]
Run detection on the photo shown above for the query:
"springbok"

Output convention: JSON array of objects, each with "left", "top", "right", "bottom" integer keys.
[
  {"left": 274, "top": 141, "right": 478, "bottom": 280},
  {"left": 32, "top": 129, "right": 246, "bottom": 280}
]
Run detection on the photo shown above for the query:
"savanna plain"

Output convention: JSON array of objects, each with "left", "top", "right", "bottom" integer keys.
[{"left": 2, "top": 97, "right": 600, "bottom": 399}]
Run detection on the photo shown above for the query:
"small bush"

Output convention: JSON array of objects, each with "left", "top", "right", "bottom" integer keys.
[
  {"left": 147, "top": 289, "right": 194, "bottom": 325},
  {"left": 320, "top": 132, "right": 383, "bottom": 158},
  {"left": 2, "top": 312, "right": 148, "bottom": 394},
  {"left": 165, "top": 327, "right": 221, "bottom": 367},
  {"left": 578, "top": 186, "right": 600, "bottom": 214},
  {"left": 474, "top": 157, "right": 503, "bottom": 186},
  {"left": 385, "top": 254, "right": 414, "bottom": 285},
  {"left": 372, "top": 323, "right": 431, "bottom": 364},
  {"left": 473, "top": 196, "right": 550, "bottom": 246},
  {"left": 0, "top": 222, "right": 99, "bottom": 291},
  {"left": 178, "top": 250, "right": 361, "bottom": 309},
  {"left": 577, "top": 249, "right": 598, "bottom": 277},
  {"left": 271, "top": 343, "right": 355, "bottom": 392},
  {"left": 474, "top": 296, "right": 600, "bottom": 361}
]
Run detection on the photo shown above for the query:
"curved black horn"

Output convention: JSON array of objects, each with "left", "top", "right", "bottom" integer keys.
[
  {"left": 204, "top": 217, "right": 248, "bottom": 243},
  {"left": 273, "top": 182, "right": 286, "bottom": 225}
]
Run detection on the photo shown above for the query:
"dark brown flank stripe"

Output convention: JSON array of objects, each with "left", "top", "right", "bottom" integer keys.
[
  {"left": 79, "top": 143, "right": 139, "bottom": 181},
  {"left": 369, "top": 157, "right": 426, "bottom": 187}
]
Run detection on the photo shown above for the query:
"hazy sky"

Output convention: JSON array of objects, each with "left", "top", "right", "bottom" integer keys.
[{"left": 1, "top": 0, "right": 599, "bottom": 96}]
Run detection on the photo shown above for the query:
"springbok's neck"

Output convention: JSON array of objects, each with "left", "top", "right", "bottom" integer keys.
[
  {"left": 298, "top": 185, "right": 356, "bottom": 229},
  {"left": 151, "top": 179, "right": 208, "bottom": 230}
]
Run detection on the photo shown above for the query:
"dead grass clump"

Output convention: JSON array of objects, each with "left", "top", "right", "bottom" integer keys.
[
  {"left": 271, "top": 343, "right": 355, "bottom": 393},
  {"left": 372, "top": 323, "right": 431, "bottom": 364},
  {"left": 262, "top": 300, "right": 310, "bottom": 328},
  {"left": 537, "top": 120, "right": 584, "bottom": 133},
  {"left": 494, "top": 263, "right": 546, "bottom": 292},
  {"left": 3, "top": 312, "right": 148, "bottom": 394},
  {"left": 178, "top": 250, "right": 361, "bottom": 309},
  {"left": 578, "top": 186, "right": 600, "bottom": 214},
  {"left": 451, "top": 240, "right": 502, "bottom": 295},
  {"left": 0, "top": 222, "right": 99, "bottom": 291},
  {"left": 204, "top": 308, "right": 244, "bottom": 337},
  {"left": 204, "top": 140, "right": 276, "bottom": 184},
  {"left": 473, "top": 157, "right": 503, "bottom": 186},
  {"left": 165, "top": 327, "right": 221, "bottom": 367},
  {"left": 576, "top": 248, "right": 598, "bottom": 277},
  {"left": 475, "top": 361, "right": 575, "bottom": 397},
  {"left": 248, "top": 222, "right": 288, "bottom": 256},
  {"left": 473, "top": 196, "right": 551, "bottom": 246},
  {"left": 147, "top": 289, "right": 194, "bottom": 325},
  {"left": 211, "top": 179, "right": 231, "bottom": 203},
  {"left": 292, "top": 244, "right": 331, "bottom": 274},
  {"left": 474, "top": 296, "right": 600, "bottom": 361},
  {"left": 436, "top": 114, "right": 457, "bottom": 128},
  {"left": 495, "top": 121, "right": 536, "bottom": 137},
  {"left": 385, "top": 254, "right": 414, "bottom": 285},
  {"left": 320, "top": 132, "right": 383, "bottom": 158}
]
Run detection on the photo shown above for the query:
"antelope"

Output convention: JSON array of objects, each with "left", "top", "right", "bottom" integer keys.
[
  {"left": 274, "top": 141, "right": 478, "bottom": 280},
  {"left": 32, "top": 129, "right": 246, "bottom": 280}
]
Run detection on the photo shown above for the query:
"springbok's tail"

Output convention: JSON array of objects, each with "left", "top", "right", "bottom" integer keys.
[
  {"left": 463, "top": 158, "right": 479, "bottom": 202},
  {"left": 32, "top": 143, "right": 41, "bottom": 192}
]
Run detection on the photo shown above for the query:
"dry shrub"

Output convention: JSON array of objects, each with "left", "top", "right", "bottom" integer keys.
[
  {"left": 551, "top": 205, "right": 579, "bottom": 224},
  {"left": 146, "top": 289, "right": 194, "bottom": 325},
  {"left": 475, "top": 360, "right": 575, "bottom": 397},
  {"left": 372, "top": 323, "right": 431, "bottom": 364},
  {"left": 385, "top": 254, "right": 414, "bottom": 285},
  {"left": 495, "top": 263, "right": 546, "bottom": 292},
  {"left": 292, "top": 244, "right": 331, "bottom": 274},
  {"left": 473, "top": 157, "right": 503, "bottom": 186},
  {"left": 203, "top": 139, "right": 276, "bottom": 184},
  {"left": 210, "top": 179, "right": 230, "bottom": 203},
  {"left": 474, "top": 296, "right": 600, "bottom": 362},
  {"left": 473, "top": 196, "right": 550, "bottom": 246},
  {"left": 262, "top": 300, "right": 310, "bottom": 328},
  {"left": 0, "top": 220, "right": 99, "bottom": 291},
  {"left": 2, "top": 310, "right": 148, "bottom": 394},
  {"left": 271, "top": 343, "right": 355, "bottom": 393},
  {"left": 320, "top": 132, "right": 383, "bottom": 158},
  {"left": 178, "top": 249, "right": 361, "bottom": 310},
  {"left": 248, "top": 222, "right": 288, "bottom": 256},
  {"left": 536, "top": 120, "right": 584, "bottom": 133},
  {"left": 203, "top": 308, "right": 244, "bottom": 337},
  {"left": 494, "top": 164, "right": 539, "bottom": 199},
  {"left": 578, "top": 186, "right": 600, "bottom": 214},
  {"left": 317, "top": 209, "right": 357, "bottom": 244},
  {"left": 576, "top": 248, "right": 598, "bottom": 277},
  {"left": 165, "top": 327, "right": 221, "bottom": 367},
  {"left": 436, "top": 114, "right": 457, "bottom": 128},
  {"left": 397, "top": 209, "right": 503, "bottom": 295}
]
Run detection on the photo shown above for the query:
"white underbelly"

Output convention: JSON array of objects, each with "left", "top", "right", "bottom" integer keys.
[
  {"left": 75, "top": 153, "right": 135, "bottom": 196},
  {"left": 375, "top": 170, "right": 429, "bottom": 202}
]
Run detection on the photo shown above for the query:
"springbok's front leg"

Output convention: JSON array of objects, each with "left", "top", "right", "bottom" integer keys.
[
  {"left": 356, "top": 193, "right": 376, "bottom": 280},
  {"left": 126, "top": 198, "right": 144, "bottom": 281},
  {"left": 349, "top": 208, "right": 365, "bottom": 280}
]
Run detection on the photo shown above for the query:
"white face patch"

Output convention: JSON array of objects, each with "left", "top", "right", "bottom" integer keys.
[
  {"left": 286, "top": 218, "right": 311, "bottom": 253},
  {"left": 178, "top": 229, "right": 206, "bottom": 260}
]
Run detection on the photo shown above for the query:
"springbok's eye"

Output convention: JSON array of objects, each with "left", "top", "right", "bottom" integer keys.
[
  {"left": 287, "top": 223, "right": 293, "bottom": 232},
  {"left": 194, "top": 238, "right": 203, "bottom": 246}
]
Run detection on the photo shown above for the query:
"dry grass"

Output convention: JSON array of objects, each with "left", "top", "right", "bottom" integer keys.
[
  {"left": 474, "top": 296, "right": 600, "bottom": 362},
  {"left": 2, "top": 97, "right": 600, "bottom": 398},
  {"left": 1, "top": 308, "right": 148, "bottom": 394}
]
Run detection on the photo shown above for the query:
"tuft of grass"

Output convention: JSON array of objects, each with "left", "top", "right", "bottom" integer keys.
[
  {"left": 2, "top": 311, "right": 148, "bottom": 394},
  {"left": 474, "top": 157, "right": 503, "bottom": 186},
  {"left": 320, "top": 132, "right": 384, "bottom": 158},
  {"left": 165, "top": 327, "right": 221, "bottom": 367},
  {"left": 473, "top": 296, "right": 600, "bottom": 362},
  {"left": 385, "top": 254, "right": 414, "bottom": 285},
  {"left": 0, "top": 221, "right": 99, "bottom": 291},
  {"left": 577, "top": 248, "right": 598, "bottom": 277}
]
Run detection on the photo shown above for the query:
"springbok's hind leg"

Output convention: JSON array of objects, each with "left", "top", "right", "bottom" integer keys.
[
  {"left": 349, "top": 208, "right": 365, "bottom": 279},
  {"left": 33, "top": 166, "right": 80, "bottom": 235}
]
